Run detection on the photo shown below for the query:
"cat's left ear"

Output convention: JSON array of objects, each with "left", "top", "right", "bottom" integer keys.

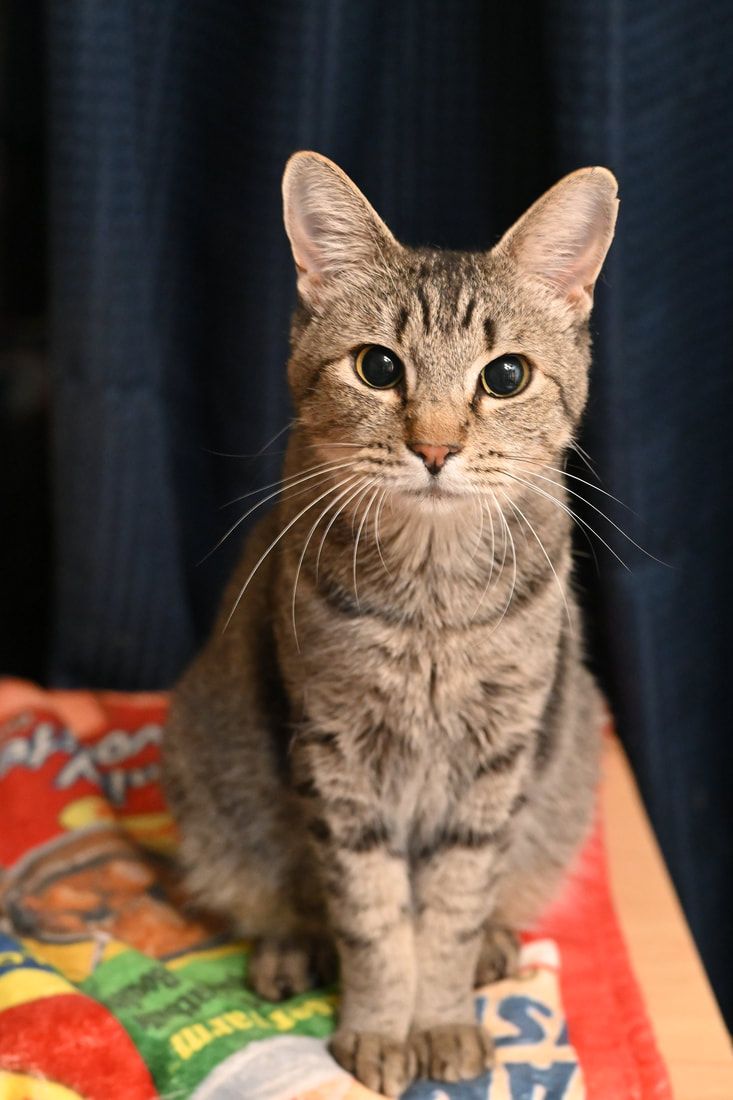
[
  {"left": 495, "top": 167, "right": 619, "bottom": 315},
  {"left": 282, "top": 151, "right": 398, "bottom": 308}
]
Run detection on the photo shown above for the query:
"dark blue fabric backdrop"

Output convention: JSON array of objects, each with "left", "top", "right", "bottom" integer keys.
[{"left": 47, "top": 1, "right": 733, "bottom": 1024}]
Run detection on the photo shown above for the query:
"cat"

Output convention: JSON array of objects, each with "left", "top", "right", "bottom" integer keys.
[{"left": 162, "top": 151, "right": 618, "bottom": 1096}]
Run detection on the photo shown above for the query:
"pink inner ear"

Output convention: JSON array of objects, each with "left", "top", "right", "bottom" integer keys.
[
  {"left": 528, "top": 215, "right": 607, "bottom": 302},
  {"left": 554, "top": 235, "right": 608, "bottom": 303},
  {"left": 288, "top": 198, "right": 330, "bottom": 281},
  {"left": 283, "top": 154, "right": 398, "bottom": 302},
  {"left": 288, "top": 202, "right": 353, "bottom": 287},
  {"left": 503, "top": 171, "right": 618, "bottom": 310}
]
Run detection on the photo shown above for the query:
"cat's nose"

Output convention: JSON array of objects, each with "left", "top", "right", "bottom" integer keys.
[{"left": 407, "top": 441, "right": 462, "bottom": 475}]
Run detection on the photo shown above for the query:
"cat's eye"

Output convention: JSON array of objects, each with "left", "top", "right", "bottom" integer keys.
[
  {"left": 480, "top": 354, "right": 530, "bottom": 398},
  {"left": 354, "top": 345, "right": 404, "bottom": 389}
]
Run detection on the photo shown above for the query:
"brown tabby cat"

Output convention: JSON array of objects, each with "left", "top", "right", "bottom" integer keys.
[{"left": 163, "top": 152, "right": 618, "bottom": 1095}]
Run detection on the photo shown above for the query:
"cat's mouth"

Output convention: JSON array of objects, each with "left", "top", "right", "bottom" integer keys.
[{"left": 401, "top": 480, "right": 465, "bottom": 503}]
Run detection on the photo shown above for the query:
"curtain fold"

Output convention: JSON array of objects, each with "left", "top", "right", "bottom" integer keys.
[{"left": 47, "top": 0, "right": 733, "bottom": 1024}]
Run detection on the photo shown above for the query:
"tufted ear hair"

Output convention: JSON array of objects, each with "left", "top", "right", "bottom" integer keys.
[
  {"left": 494, "top": 167, "right": 619, "bottom": 315},
  {"left": 282, "top": 151, "right": 398, "bottom": 308}
]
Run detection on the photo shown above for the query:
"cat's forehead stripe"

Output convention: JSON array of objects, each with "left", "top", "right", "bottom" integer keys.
[
  {"left": 394, "top": 305, "right": 410, "bottom": 343},
  {"left": 415, "top": 285, "right": 431, "bottom": 335},
  {"left": 401, "top": 250, "right": 494, "bottom": 339},
  {"left": 461, "top": 296, "right": 476, "bottom": 329}
]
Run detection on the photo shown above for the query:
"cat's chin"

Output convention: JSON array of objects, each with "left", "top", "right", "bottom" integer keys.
[{"left": 396, "top": 484, "right": 471, "bottom": 513}]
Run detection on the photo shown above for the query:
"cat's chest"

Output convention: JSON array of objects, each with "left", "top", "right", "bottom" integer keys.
[
  {"left": 281, "top": 528, "right": 559, "bottom": 802},
  {"left": 351, "top": 643, "right": 511, "bottom": 827},
  {"left": 294, "top": 583, "right": 548, "bottom": 743},
  {"left": 381, "top": 640, "right": 484, "bottom": 737},
  {"left": 289, "top": 605, "right": 554, "bottom": 838},
  {"left": 329, "top": 625, "right": 533, "bottom": 778}
]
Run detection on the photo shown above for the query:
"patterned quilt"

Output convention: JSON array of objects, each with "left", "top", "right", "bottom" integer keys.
[{"left": 0, "top": 681, "right": 671, "bottom": 1100}]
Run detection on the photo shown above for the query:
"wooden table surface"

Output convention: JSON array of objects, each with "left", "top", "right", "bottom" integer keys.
[{"left": 602, "top": 737, "right": 732, "bottom": 1099}]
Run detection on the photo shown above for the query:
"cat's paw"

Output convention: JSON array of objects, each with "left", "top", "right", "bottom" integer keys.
[
  {"left": 474, "top": 923, "right": 520, "bottom": 986},
  {"left": 329, "top": 1029, "right": 417, "bottom": 1098},
  {"left": 410, "top": 1023, "right": 494, "bottom": 1082},
  {"left": 248, "top": 935, "right": 336, "bottom": 1001}
]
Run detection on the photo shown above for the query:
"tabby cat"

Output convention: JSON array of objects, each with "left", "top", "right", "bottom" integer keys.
[{"left": 163, "top": 152, "right": 618, "bottom": 1096}]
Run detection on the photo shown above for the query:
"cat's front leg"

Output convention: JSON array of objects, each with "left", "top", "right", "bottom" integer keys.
[
  {"left": 297, "top": 775, "right": 418, "bottom": 1095},
  {"left": 322, "top": 843, "right": 417, "bottom": 1094},
  {"left": 409, "top": 831, "right": 507, "bottom": 1082}
]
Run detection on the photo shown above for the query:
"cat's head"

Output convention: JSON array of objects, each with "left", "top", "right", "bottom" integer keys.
[{"left": 282, "top": 152, "right": 617, "bottom": 509}]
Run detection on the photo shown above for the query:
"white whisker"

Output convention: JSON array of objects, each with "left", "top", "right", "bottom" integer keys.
[
  {"left": 200, "top": 462, "right": 359, "bottom": 563},
  {"left": 504, "top": 472, "right": 631, "bottom": 572},
  {"left": 470, "top": 493, "right": 485, "bottom": 563},
  {"left": 489, "top": 500, "right": 517, "bottom": 634},
  {"left": 519, "top": 468, "right": 665, "bottom": 564},
  {"left": 205, "top": 419, "right": 295, "bottom": 459},
  {"left": 471, "top": 490, "right": 505, "bottom": 622},
  {"left": 568, "top": 440, "right": 599, "bottom": 478},
  {"left": 485, "top": 493, "right": 497, "bottom": 588},
  {"left": 374, "top": 487, "right": 392, "bottom": 576},
  {"left": 315, "top": 477, "right": 371, "bottom": 582},
  {"left": 352, "top": 482, "right": 380, "bottom": 607},
  {"left": 222, "top": 458, "right": 359, "bottom": 507},
  {"left": 224, "top": 479, "right": 365, "bottom": 631},
  {"left": 495, "top": 461, "right": 602, "bottom": 571},
  {"left": 502, "top": 490, "right": 573, "bottom": 631},
  {"left": 511, "top": 459, "right": 634, "bottom": 513},
  {"left": 290, "top": 474, "right": 361, "bottom": 651}
]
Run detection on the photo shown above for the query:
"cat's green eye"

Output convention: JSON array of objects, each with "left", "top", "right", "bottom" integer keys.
[
  {"left": 354, "top": 345, "right": 404, "bottom": 389},
  {"left": 480, "top": 354, "right": 530, "bottom": 398}
]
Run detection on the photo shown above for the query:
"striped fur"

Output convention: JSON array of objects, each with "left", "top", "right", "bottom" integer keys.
[{"left": 163, "top": 154, "right": 617, "bottom": 1096}]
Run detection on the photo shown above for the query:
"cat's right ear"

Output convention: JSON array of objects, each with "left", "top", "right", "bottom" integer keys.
[{"left": 282, "top": 152, "right": 398, "bottom": 308}]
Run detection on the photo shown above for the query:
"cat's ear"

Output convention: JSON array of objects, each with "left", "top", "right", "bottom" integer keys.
[
  {"left": 282, "top": 151, "right": 398, "bottom": 307},
  {"left": 495, "top": 168, "right": 619, "bottom": 314}
]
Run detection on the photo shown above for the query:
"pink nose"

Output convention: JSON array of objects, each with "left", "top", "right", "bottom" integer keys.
[{"left": 408, "top": 441, "right": 462, "bottom": 474}]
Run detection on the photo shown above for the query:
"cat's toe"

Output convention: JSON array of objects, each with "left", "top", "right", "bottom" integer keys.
[
  {"left": 411, "top": 1023, "right": 494, "bottom": 1082},
  {"left": 330, "top": 1029, "right": 417, "bottom": 1098},
  {"left": 474, "top": 923, "right": 520, "bottom": 986},
  {"left": 248, "top": 935, "right": 332, "bottom": 1001}
]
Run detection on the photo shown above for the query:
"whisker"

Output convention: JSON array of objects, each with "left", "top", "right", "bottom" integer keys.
[
  {"left": 518, "top": 468, "right": 666, "bottom": 565},
  {"left": 200, "top": 464, "right": 359, "bottom": 563},
  {"left": 206, "top": 446, "right": 288, "bottom": 460},
  {"left": 315, "top": 477, "right": 372, "bottom": 582},
  {"left": 482, "top": 461, "right": 602, "bottom": 573},
  {"left": 222, "top": 458, "right": 360, "bottom": 507},
  {"left": 492, "top": 500, "right": 517, "bottom": 633},
  {"left": 374, "top": 487, "right": 392, "bottom": 576},
  {"left": 290, "top": 474, "right": 362, "bottom": 651},
  {"left": 568, "top": 439, "right": 599, "bottom": 478},
  {"left": 501, "top": 490, "right": 573, "bottom": 631},
  {"left": 504, "top": 472, "right": 631, "bottom": 572},
  {"left": 472, "top": 491, "right": 505, "bottom": 622},
  {"left": 205, "top": 419, "right": 295, "bottom": 460},
  {"left": 509, "top": 459, "right": 634, "bottom": 513},
  {"left": 352, "top": 482, "right": 380, "bottom": 607},
  {"left": 225, "top": 478, "right": 364, "bottom": 631},
  {"left": 470, "top": 494, "right": 485, "bottom": 563},
  {"left": 485, "top": 493, "right": 497, "bottom": 589}
]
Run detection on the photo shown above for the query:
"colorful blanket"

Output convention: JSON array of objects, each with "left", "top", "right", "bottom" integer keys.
[{"left": 0, "top": 681, "right": 671, "bottom": 1100}]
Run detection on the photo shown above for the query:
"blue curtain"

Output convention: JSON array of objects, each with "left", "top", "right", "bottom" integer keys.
[{"left": 47, "top": 1, "right": 733, "bottom": 1024}]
